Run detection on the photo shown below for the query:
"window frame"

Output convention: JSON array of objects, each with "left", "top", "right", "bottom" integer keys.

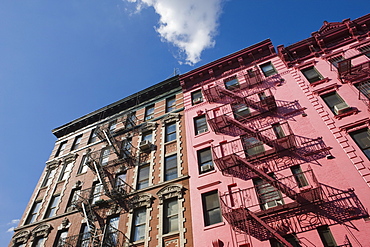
[
  {"left": 144, "top": 105, "right": 155, "bottom": 121},
  {"left": 77, "top": 155, "right": 89, "bottom": 174},
  {"left": 55, "top": 141, "right": 67, "bottom": 157},
  {"left": 100, "top": 147, "right": 110, "bottom": 166},
  {"left": 166, "top": 96, "right": 176, "bottom": 113},
  {"left": 131, "top": 207, "right": 147, "bottom": 242},
  {"left": 44, "top": 194, "right": 60, "bottom": 219},
  {"left": 194, "top": 115, "right": 208, "bottom": 135},
  {"left": 301, "top": 66, "right": 324, "bottom": 83},
  {"left": 317, "top": 225, "right": 337, "bottom": 247},
  {"left": 71, "top": 134, "right": 83, "bottom": 151},
  {"left": 165, "top": 122, "right": 177, "bottom": 142},
  {"left": 136, "top": 164, "right": 150, "bottom": 190},
  {"left": 58, "top": 161, "right": 73, "bottom": 181},
  {"left": 260, "top": 62, "right": 277, "bottom": 77},
  {"left": 164, "top": 154, "right": 178, "bottom": 181},
  {"left": 25, "top": 200, "right": 42, "bottom": 225},
  {"left": 88, "top": 129, "right": 98, "bottom": 144},
  {"left": 66, "top": 187, "right": 81, "bottom": 212},
  {"left": 41, "top": 168, "right": 56, "bottom": 187},
  {"left": 202, "top": 190, "right": 222, "bottom": 226},
  {"left": 350, "top": 128, "right": 370, "bottom": 160},
  {"left": 224, "top": 76, "right": 240, "bottom": 90},
  {"left": 163, "top": 198, "right": 179, "bottom": 234},
  {"left": 197, "top": 147, "right": 214, "bottom": 174},
  {"left": 191, "top": 90, "right": 203, "bottom": 105},
  {"left": 321, "top": 91, "right": 350, "bottom": 115}
]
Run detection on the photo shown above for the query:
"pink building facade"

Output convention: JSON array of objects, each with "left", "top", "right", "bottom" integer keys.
[{"left": 181, "top": 14, "right": 370, "bottom": 247}]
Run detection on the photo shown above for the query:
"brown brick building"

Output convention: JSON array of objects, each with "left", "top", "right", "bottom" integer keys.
[{"left": 10, "top": 76, "right": 193, "bottom": 247}]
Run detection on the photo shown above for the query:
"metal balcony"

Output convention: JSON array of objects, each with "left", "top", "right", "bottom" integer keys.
[
  {"left": 220, "top": 170, "right": 368, "bottom": 241},
  {"left": 338, "top": 55, "right": 370, "bottom": 83}
]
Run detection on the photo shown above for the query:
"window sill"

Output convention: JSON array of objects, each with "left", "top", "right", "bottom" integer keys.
[
  {"left": 199, "top": 169, "right": 217, "bottom": 178},
  {"left": 204, "top": 221, "right": 225, "bottom": 231},
  {"left": 195, "top": 130, "right": 210, "bottom": 137},
  {"left": 334, "top": 107, "right": 359, "bottom": 119},
  {"left": 309, "top": 77, "right": 329, "bottom": 87}
]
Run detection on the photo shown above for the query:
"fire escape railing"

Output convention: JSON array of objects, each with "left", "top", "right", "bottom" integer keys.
[
  {"left": 219, "top": 168, "right": 368, "bottom": 242},
  {"left": 338, "top": 55, "right": 370, "bottom": 83}
]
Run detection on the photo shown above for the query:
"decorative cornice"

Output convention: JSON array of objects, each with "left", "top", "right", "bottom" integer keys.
[
  {"left": 161, "top": 113, "right": 181, "bottom": 126},
  {"left": 156, "top": 184, "right": 184, "bottom": 204},
  {"left": 12, "top": 230, "right": 30, "bottom": 245},
  {"left": 30, "top": 223, "right": 53, "bottom": 240},
  {"left": 130, "top": 193, "right": 154, "bottom": 212}
]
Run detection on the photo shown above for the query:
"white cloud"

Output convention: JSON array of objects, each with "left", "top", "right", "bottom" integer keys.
[
  {"left": 8, "top": 219, "right": 20, "bottom": 225},
  {"left": 6, "top": 227, "right": 15, "bottom": 233},
  {"left": 126, "top": 0, "right": 223, "bottom": 65}
]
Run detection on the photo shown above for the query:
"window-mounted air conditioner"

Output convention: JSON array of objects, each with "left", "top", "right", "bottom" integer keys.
[
  {"left": 139, "top": 140, "right": 151, "bottom": 151},
  {"left": 263, "top": 199, "right": 283, "bottom": 210},
  {"left": 197, "top": 128, "right": 207, "bottom": 135},
  {"left": 200, "top": 164, "right": 213, "bottom": 173},
  {"left": 192, "top": 97, "right": 203, "bottom": 104},
  {"left": 334, "top": 102, "right": 351, "bottom": 115}
]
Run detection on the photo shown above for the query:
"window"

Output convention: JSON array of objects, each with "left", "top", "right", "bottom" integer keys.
[
  {"left": 121, "top": 138, "right": 132, "bottom": 159},
  {"left": 350, "top": 128, "right": 370, "bottom": 160},
  {"left": 355, "top": 80, "right": 370, "bottom": 99},
  {"left": 142, "top": 132, "right": 153, "bottom": 142},
  {"left": 131, "top": 207, "right": 146, "bottom": 242},
  {"left": 115, "top": 173, "right": 127, "bottom": 191},
  {"left": 78, "top": 224, "right": 91, "bottom": 247},
  {"left": 254, "top": 176, "right": 283, "bottom": 210},
  {"left": 32, "top": 237, "right": 45, "bottom": 247},
  {"left": 125, "top": 111, "right": 136, "bottom": 128},
  {"left": 194, "top": 115, "right": 208, "bottom": 135},
  {"left": 163, "top": 198, "right": 179, "bottom": 234},
  {"left": 321, "top": 92, "right": 350, "bottom": 115},
  {"left": 329, "top": 55, "right": 344, "bottom": 68},
  {"left": 198, "top": 148, "right": 214, "bottom": 174},
  {"left": 71, "top": 135, "right": 83, "bottom": 151},
  {"left": 137, "top": 164, "right": 150, "bottom": 189},
  {"left": 260, "top": 62, "right": 277, "bottom": 77},
  {"left": 100, "top": 147, "right": 110, "bottom": 166},
  {"left": 164, "top": 154, "right": 177, "bottom": 181},
  {"left": 165, "top": 122, "right": 176, "bottom": 142},
  {"left": 272, "top": 123, "right": 285, "bottom": 139},
  {"left": 269, "top": 234, "right": 301, "bottom": 247},
  {"left": 91, "top": 183, "right": 103, "bottom": 204},
  {"left": 44, "top": 194, "right": 60, "bottom": 218},
  {"left": 25, "top": 201, "right": 42, "bottom": 224},
  {"left": 232, "top": 103, "right": 250, "bottom": 120},
  {"left": 317, "top": 225, "right": 337, "bottom": 247},
  {"left": 66, "top": 188, "right": 81, "bottom": 211},
  {"left": 191, "top": 90, "right": 203, "bottom": 105},
  {"left": 145, "top": 105, "right": 155, "bottom": 121},
  {"left": 202, "top": 190, "right": 222, "bottom": 226},
  {"left": 53, "top": 230, "right": 68, "bottom": 247},
  {"left": 224, "top": 76, "right": 240, "bottom": 90},
  {"left": 77, "top": 155, "right": 88, "bottom": 174},
  {"left": 291, "top": 166, "right": 308, "bottom": 188},
  {"left": 41, "top": 168, "right": 56, "bottom": 187},
  {"left": 243, "top": 136, "right": 265, "bottom": 156},
  {"left": 105, "top": 216, "right": 120, "bottom": 246},
  {"left": 108, "top": 120, "right": 117, "bottom": 132},
  {"left": 301, "top": 66, "right": 324, "bottom": 83},
  {"left": 58, "top": 162, "right": 73, "bottom": 181},
  {"left": 166, "top": 96, "right": 176, "bottom": 112},
  {"left": 88, "top": 129, "right": 98, "bottom": 144},
  {"left": 55, "top": 141, "right": 67, "bottom": 157}
]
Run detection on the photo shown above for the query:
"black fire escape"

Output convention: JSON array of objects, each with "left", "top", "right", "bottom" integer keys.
[{"left": 203, "top": 68, "right": 368, "bottom": 247}]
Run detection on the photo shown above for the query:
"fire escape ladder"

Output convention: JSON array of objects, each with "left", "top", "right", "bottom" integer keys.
[
  {"left": 217, "top": 86, "right": 244, "bottom": 102},
  {"left": 81, "top": 202, "right": 97, "bottom": 242},
  {"left": 93, "top": 161, "right": 111, "bottom": 198},
  {"left": 95, "top": 127, "right": 121, "bottom": 158},
  {"left": 246, "top": 209, "right": 294, "bottom": 247},
  {"left": 236, "top": 156, "right": 304, "bottom": 203},
  {"left": 224, "top": 116, "right": 276, "bottom": 147},
  {"left": 206, "top": 114, "right": 230, "bottom": 134}
]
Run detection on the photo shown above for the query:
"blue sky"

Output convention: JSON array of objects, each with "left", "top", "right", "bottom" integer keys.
[{"left": 0, "top": 0, "right": 368, "bottom": 245}]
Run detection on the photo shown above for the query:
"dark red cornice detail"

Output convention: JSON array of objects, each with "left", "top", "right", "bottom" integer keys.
[
  {"left": 180, "top": 39, "right": 276, "bottom": 91},
  {"left": 278, "top": 13, "right": 370, "bottom": 67}
]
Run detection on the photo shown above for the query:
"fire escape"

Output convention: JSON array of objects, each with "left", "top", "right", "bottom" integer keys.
[
  {"left": 63, "top": 112, "right": 138, "bottom": 247},
  {"left": 203, "top": 68, "right": 368, "bottom": 246},
  {"left": 337, "top": 53, "right": 370, "bottom": 111}
]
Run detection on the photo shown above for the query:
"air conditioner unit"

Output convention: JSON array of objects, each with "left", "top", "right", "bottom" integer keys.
[
  {"left": 139, "top": 140, "right": 151, "bottom": 151},
  {"left": 263, "top": 199, "right": 283, "bottom": 210},
  {"left": 200, "top": 164, "right": 213, "bottom": 173},
  {"left": 197, "top": 128, "right": 207, "bottom": 135},
  {"left": 334, "top": 102, "right": 351, "bottom": 115},
  {"left": 193, "top": 97, "right": 203, "bottom": 104}
]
